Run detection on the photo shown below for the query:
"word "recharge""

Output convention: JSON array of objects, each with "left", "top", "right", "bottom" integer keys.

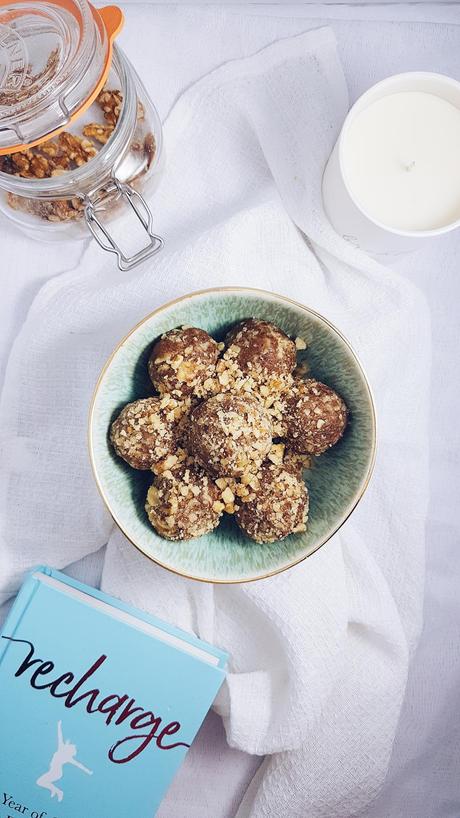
[{"left": 1, "top": 637, "right": 190, "bottom": 764}]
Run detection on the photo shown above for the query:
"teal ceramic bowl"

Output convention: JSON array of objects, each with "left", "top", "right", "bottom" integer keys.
[{"left": 89, "top": 288, "right": 376, "bottom": 583}]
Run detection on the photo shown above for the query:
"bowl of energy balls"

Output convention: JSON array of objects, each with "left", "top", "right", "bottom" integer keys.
[{"left": 89, "top": 288, "right": 376, "bottom": 582}]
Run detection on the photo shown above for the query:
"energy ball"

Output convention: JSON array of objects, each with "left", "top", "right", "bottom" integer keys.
[
  {"left": 235, "top": 463, "right": 308, "bottom": 543},
  {"left": 223, "top": 319, "right": 297, "bottom": 379},
  {"left": 110, "top": 397, "right": 176, "bottom": 470},
  {"left": 188, "top": 393, "right": 273, "bottom": 477},
  {"left": 285, "top": 378, "right": 348, "bottom": 455},
  {"left": 145, "top": 465, "right": 223, "bottom": 540},
  {"left": 148, "top": 326, "right": 220, "bottom": 398}
]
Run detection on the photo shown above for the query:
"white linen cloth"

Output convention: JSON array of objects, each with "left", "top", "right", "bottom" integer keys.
[{"left": 0, "top": 24, "right": 431, "bottom": 818}]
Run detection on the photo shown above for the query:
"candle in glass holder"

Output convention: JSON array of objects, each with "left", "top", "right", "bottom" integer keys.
[{"left": 322, "top": 73, "right": 460, "bottom": 255}]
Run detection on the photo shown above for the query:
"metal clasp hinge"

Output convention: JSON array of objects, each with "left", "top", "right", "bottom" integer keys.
[{"left": 84, "top": 178, "right": 164, "bottom": 271}]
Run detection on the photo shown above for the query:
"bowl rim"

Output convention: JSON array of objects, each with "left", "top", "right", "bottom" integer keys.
[{"left": 88, "top": 286, "right": 377, "bottom": 583}]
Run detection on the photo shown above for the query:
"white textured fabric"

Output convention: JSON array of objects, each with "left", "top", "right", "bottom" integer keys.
[{"left": 0, "top": 22, "right": 431, "bottom": 818}]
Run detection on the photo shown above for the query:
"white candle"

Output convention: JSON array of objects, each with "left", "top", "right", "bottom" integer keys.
[
  {"left": 343, "top": 92, "right": 460, "bottom": 232},
  {"left": 322, "top": 73, "right": 460, "bottom": 255}
]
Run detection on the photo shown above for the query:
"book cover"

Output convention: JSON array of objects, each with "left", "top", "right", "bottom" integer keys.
[{"left": 0, "top": 567, "right": 228, "bottom": 818}]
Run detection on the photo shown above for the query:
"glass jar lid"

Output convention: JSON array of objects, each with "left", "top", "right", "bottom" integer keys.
[{"left": 0, "top": 0, "right": 123, "bottom": 153}]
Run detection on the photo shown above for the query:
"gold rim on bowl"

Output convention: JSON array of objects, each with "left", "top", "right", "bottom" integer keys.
[{"left": 88, "top": 286, "right": 377, "bottom": 583}]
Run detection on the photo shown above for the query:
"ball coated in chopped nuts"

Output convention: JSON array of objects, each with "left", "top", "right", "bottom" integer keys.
[
  {"left": 188, "top": 393, "right": 273, "bottom": 478},
  {"left": 145, "top": 464, "right": 223, "bottom": 540},
  {"left": 235, "top": 463, "right": 309, "bottom": 543},
  {"left": 148, "top": 326, "right": 219, "bottom": 398},
  {"left": 224, "top": 319, "right": 296, "bottom": 379},
  {"left": 284, "top": 379, "right": 348, "bottom": 455},
  {"left": 110, "top": 397, "right": 176, "bottom": 470}
]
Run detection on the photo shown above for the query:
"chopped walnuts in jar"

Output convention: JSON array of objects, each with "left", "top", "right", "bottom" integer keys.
[{"left": 0, "top": 87, "right": 157, "bottom": 223}]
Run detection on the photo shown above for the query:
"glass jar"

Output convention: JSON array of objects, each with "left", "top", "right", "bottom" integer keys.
[{"left": 0, "top": 0, "right": 164, "bottom": 269}]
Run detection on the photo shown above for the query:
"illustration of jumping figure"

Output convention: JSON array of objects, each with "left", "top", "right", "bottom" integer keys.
[{"left": 36, "top": 720, "right": 92, "bottom": 802}]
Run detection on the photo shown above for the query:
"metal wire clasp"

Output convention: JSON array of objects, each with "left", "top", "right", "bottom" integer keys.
[{"left": 84, "top": 178, "right": 163, "bottom": 271}]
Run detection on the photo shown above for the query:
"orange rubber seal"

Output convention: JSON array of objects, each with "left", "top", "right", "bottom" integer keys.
[{"left": 0, "top": 1, "right": 124, "bottom": 155}]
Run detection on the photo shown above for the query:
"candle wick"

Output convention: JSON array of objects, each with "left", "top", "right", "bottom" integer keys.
[{"left": 405, "top": 160, "right": 416, "bottom": 172}]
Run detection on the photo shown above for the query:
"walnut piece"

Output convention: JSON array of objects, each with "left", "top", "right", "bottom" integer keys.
[
  {"left": 96, "top": 88, "right": 123, "bottom": 126},
  {"left": 82, "top": 123, "right": 115, "bottom": 145},
  {"left": 7, "top": 193, "right": 84, "bottom": 222},
  {"left": 57, "top": 132, "right": 97, "bottom": 166}
]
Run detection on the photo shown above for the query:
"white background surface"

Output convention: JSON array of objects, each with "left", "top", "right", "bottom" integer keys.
[{"left": 1, "top": 4, "right": 459, "bottom": 817}]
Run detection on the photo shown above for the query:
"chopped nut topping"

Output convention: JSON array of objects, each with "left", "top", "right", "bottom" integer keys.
[
  {"left": 284, "top": 379, "right": 348, "bottom": 455},
  {"left": 267, "top": 442, "right": 285, "bottom": 465},
  {"left": 188, "top": 393, "right": 273, "bottom": 478},
  {"left": 145, "top": 464, "right": 223, "bottom": 540},
  {"left": 162, "top": 454, "right": 179, "bottom": 470},
  {"left": 110, "top": 319, "right": 348, "bottom": 545},
  {"left": 110, "top": 398, "right": 177, "bottom": 470},
  {"left": 222, "top": 486, "right": 235, "bottom": 504},
  {"left": 149, "top": 327, "right": 220, "bottom": 399},
  {"left": 235, "top": 463, "right": 309, "bottom": 544}
]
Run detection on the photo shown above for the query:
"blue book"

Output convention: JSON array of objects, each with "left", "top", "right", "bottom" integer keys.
[{"left": 0, "top": 567, "right": 228, "bottom": 817}]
